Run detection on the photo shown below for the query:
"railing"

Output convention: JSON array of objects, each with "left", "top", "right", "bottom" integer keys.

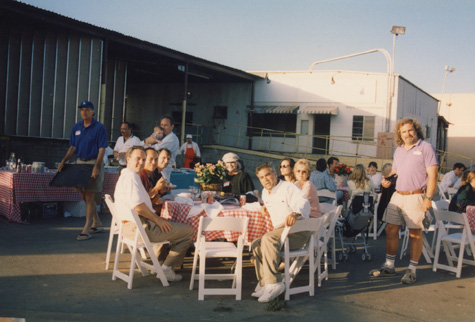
[{"left": 178, "top": 122, "right": 475, "bottom": 174}]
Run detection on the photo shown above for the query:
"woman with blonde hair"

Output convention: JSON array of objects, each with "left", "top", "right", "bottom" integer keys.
[
  {"left": 294, "top": 159, "right": 322, "bottom": 218},
  {"left": 449, "top": 170, "right": 475, "bottom": 213},
  {"left": 348, "top": 164, "right": 375, "bottom": 197}
]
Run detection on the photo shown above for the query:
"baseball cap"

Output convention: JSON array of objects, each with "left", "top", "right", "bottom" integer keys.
[
  {"left": 78, "top": 100, "right": 94, "bottom": 109},
  {"left": 222, "top": 152, "right": 240, "bottom": 163}
]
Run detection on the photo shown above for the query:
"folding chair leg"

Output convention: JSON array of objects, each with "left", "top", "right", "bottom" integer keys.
[
  {"left": 189, "top": 250, "right": 199, "bottom": 290},
  {"left": 105, "top": 228, "right": 115, "bottom": 270}
]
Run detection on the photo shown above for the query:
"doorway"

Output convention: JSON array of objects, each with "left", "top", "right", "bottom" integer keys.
[{"left": 313, "top": 115, "right": 330, "bottom": 154}]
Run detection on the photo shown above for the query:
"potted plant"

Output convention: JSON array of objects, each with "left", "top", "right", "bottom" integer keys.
[
  {"left": 334, "top": 163, "right": 352, "bottom": 187},
  {"left": 194, "top": 161, "right": 227, "bottom": 191}
]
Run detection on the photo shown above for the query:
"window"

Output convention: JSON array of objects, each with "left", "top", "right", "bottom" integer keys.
[
  {"left": 352, "top": 115, "right": 375, "bottom": 141},
  {"left": 249, "top": 114, "right": 297, "bottom": 137},
  {"left": 300, "top": 120, "right": 309, "bottom": 135},
  {"left": 171, "top": 111, "right": 193, "bottom": 126}
]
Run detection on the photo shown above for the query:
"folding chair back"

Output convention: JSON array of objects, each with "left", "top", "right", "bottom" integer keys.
[
  {"left": 433, "top": 210, "right": 475, "bottom": 278},
  {"left": 190, "top": 216, "right": 249, "bottom": 300},
  {"left": 279, "top": 217, "right": 325, "bottom": 300},
  {"left": 433, "top": 199, "right": 449, "bottom": 211},
  {"left": 438, "top": 184, "right": 450, "bottom": 202},
  {"left": 104, "top": 194, "right": 147, "bottom": 270},
  {"left": 110, "top": 199, "right": 170, "bottom": 289},
  {"left": 317, "top": 189, "right": 337, "bottom": 205},
  {"left": 319, "top": 203, "right": 337, "bottom": 215}
]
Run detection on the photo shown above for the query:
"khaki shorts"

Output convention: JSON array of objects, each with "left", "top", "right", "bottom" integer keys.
[
  {"left": 384, "top": 192, "right": 424, "bottom": 229},
  {"left": 74, "top": 159, "right": 104, "bottom": 193}
]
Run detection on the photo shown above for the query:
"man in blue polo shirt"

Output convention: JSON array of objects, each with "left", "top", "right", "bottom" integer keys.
[{"left": 58, "top": 100, "right": 109, "bottom": 241}]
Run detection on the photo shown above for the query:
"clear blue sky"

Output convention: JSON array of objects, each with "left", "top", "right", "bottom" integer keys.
[{"left": 22, "top": 0, "right": 475, "bottom": 94}]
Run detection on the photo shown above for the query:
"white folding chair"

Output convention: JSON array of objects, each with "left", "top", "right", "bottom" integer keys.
[
  {"left": 111, "top": 201, "right": 170, "bottom": 289},
  {"left": 433, "top": 210, "right": 475, "bottom": 278},
  {"left": 317, "top": 189, "right": 337, "bottom": 206},
  {"left": 104, "top": 194, "right": 147, "bottom": 270},
  {"left": 279, "top": 217, "right": 325, "bottom": 301},
  {"left": 438, "top": 184, "right": 450, "bottom": 202},
  {"left": 326, "top": 205, "right": 343, "bottom": 270},
  {"left": 399, "top": 226, "right": 433, "bottom": 263},
  {"left": 315, "top": 206, "right": 342, "bottom": 287},
  {"left": 368, "top": 193, "right": 381, "bottom": 240},
  {"left": 189, "top": 216, "right": 249, "bottom": 300}
]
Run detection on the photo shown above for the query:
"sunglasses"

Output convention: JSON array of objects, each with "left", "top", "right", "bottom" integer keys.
[{"left": 280, "top": 164, "right": 290, "bottom": 168}]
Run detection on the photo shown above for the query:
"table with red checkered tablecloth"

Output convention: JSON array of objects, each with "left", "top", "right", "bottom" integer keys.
[
  {"left": 0, "top": 170, "right": 119, "bottom": 223},
  {"left": 161, "top": 201, "right": 274, "bottom": 243},
  {"left": 466, "top": 206, "right": 475, "bottom": 232}
]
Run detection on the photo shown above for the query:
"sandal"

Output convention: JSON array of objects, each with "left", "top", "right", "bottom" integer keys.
[
  {"left": 401, "top": 269, "right": 416, "bottom": 284},
  {"left": 88, "top": 227, "right": 104, "bottom": 234},
  {"left": 77, "top": 233, "right": 92, "bottom": 241},
  {"left": 369, "top": 265, "right": 396, "bottom": 277}
]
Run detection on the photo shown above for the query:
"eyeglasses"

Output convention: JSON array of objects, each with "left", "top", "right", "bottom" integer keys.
[{"left": 280, "top": 164, "right": 290, "bottom": 168}]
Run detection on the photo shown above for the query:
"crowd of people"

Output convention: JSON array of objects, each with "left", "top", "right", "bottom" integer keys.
[{"left": 59, "top": 104, "right": 474, "bottom": 302}]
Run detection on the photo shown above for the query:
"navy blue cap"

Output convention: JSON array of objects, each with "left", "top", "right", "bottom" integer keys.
[{"left": 78, "top": 100, "right": 94, "bottom": 109}]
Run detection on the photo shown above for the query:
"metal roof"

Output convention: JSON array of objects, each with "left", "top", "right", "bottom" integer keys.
[
  {"left": 253, "top": 106, "right": 299, "bottom": 114},
  {"left": 2, "top": 0, "right": 261, "bottom": 84},
  {"left": 298, "top": 106, "right": 339, "bottom": 115}
]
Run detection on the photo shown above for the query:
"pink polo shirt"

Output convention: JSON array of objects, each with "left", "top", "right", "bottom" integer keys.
[{"left": 393, "top": 139, "right": 438, "bottom": 191}]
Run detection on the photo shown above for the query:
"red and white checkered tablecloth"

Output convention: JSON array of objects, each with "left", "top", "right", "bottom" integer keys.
[
  {"left": 466, "top": 206, "right": 475, "bottom": 232},
  {"left": 161, "top": 201, "right": 274, "bottom": 243},
  {"left": 0, "top": 170, "right": 119, "bottom": 223}
]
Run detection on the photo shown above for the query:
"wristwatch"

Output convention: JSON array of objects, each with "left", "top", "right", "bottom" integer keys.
[{"left": 425, "top": 196, "right": 433, "bottom": 201}]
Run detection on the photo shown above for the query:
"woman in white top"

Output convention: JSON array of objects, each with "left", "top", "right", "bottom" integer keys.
[{"left": 348, "top": 164, "right": 375, "bottom": 197}]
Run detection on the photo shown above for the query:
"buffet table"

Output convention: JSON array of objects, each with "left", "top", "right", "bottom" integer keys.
[{"left": 0, "top": 170, "right": 119, "bottom": 223}]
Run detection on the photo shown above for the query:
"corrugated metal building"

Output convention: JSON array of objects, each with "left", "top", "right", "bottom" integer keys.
[{"left": 0, "top": 0, "right": 259, "bottom": 166}]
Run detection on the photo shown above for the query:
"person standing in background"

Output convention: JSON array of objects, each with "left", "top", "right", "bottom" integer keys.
[{"left": 58, "top": 100, "right": 108, "bottom": 241}]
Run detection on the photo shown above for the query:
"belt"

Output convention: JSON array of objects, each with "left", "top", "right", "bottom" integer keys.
[
  {"left": 397, "top": 190, "right": 425, "bottom": 195},
  {"left": 79, "top": 158, "right": 94, "bottom": 162}
]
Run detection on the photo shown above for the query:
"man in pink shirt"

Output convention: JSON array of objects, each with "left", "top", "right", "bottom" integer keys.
[{"left": 370, "top": 118, "right": 438, "bottom": 285}]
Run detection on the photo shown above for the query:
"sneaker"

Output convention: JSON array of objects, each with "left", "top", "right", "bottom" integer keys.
[
  {"left": 369, "top": 265, "right": 396, "bottom": 277},
  {"left": 162, "top": 267, "right": 183, "bottom": 282},
  {"left": 258, "top": 282, "right": 285, "bottom": 303},
  {"left": 251, "top": 284, "right": 265, "bottom": 298},
  {"left": 401, "top": 269, "right": 416, "bottom": 284}
]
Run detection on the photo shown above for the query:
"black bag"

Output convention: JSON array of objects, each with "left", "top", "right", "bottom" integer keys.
[
  {"left": 422, "top": 211, "right": 432, "bottom": 230},
  {"left": 343, "top": 192, "right": 373, "bottom": 237}
]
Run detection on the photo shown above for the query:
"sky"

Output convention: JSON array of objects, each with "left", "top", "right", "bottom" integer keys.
[{"left": 21, "top": 0, "right": 475, "bottom": 94}]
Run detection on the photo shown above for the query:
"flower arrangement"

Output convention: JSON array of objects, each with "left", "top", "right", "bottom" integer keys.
[
  {"left": 334, "top": 163, "right": 352, "bottom": 175},
  {"left": 194, "top": 161, "right": 227, "bottom": 185}
]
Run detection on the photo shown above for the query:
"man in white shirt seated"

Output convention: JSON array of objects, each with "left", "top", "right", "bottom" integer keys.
[
  {"left": 367, "top": 161, "right": 383, "bottom": 193},
  {"left": 251, "top": 162, "right": 310, "bottom": 303},
  {"left": 114, "top": 146, "right": 194, "bottom": 282},
  {"left": 439, "top": 163, "right": 466, "bottom": 193},
  {"left": 113, "top": 122, "right": 141, "bottom": 169}
]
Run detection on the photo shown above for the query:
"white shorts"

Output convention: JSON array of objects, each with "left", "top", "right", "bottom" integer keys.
[{"left": 384, "top": 192, "right": 424, "bottom": 229}]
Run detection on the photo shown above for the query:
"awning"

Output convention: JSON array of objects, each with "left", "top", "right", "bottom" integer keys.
[
  {"left": 298, "top": 106, "right": 339, "bottom": 115},
  {"left": 253, "top": 106, "right": 299, "bottom": 114}
]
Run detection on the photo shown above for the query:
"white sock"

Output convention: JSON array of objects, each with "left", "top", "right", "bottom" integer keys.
[{"left": 385, "top": 254, "right": 396, "bottom": 268}]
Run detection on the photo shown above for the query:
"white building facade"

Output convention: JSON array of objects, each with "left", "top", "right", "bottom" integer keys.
[{"left": 249, "top": 70, "right": 438, "bottom": 158}]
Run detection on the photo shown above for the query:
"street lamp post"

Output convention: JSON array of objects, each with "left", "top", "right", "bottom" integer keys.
[{"left": 438, "top": 65, "right": 455, "bottom": 114}]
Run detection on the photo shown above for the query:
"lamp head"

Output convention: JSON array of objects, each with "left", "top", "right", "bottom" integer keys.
[{"left": 390, "top": 25, "right": 406, "bottom": 35}]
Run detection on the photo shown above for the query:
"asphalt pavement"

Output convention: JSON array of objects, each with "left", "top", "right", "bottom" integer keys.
[{"left": 0, "top": 212, "right": 474, "bottom": 322}]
